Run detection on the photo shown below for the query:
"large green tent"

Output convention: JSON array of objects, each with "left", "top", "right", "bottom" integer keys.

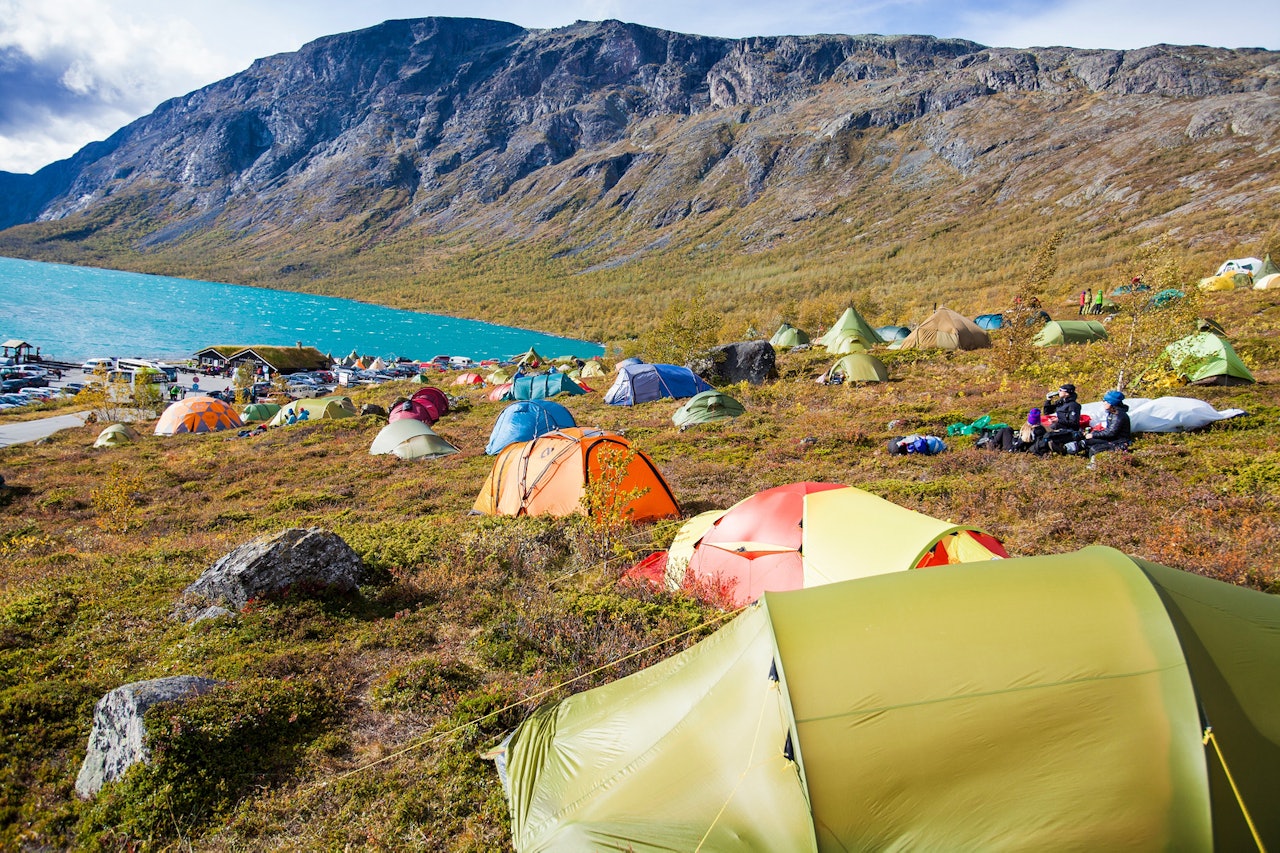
[
  {"left": 240, "top": 402, "right": 281, "bottom": 423},
  {"left": 816, "top": 307, "right": 884, "bottom": 350},
  {"left": 1032, "top": 319, "right": 1109, "bottom": 346},
  {"left": 267, "top": 395, "right": 357, "bottom": 426},
  {"left": 827, "top": 353, "right": 888, "bottom": 383},
  {"left": 496, "top": 546, "right": 1280, "bottom": 851},
  {"left": 1166, "top": 332, "right": 1255, "bottom": 385},
  {"left": 671, "top": 389, "right": 746, "bottom": 428},
  {"left": 769, "top": 323, "right": 811, "bottom": 348}
]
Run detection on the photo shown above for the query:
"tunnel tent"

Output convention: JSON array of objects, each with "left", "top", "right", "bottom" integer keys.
[
  {"left": 1032, "top": 320, "right": 1109, "bottom": 346},
  {"left": 671, "top": 389, "right": 746, "bottom": 428},
  {"left": 493, "top": 546, "right": 1280, "bottom": 852}
]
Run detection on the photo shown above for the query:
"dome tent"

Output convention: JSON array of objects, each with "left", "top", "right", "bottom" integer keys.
[
  {"left": 876, "top": 325, "right": 911, "bottom": 341},
  {"left": 974, "top": 313, "right": 1004, "bottom": 330},
  {"left": 267, "top": 395, "right": 356, "bottom": 427},
  {"left": 671, "top": 389, "right": 746, "bottom": 429},
  {"left": 603, "top": 363, "right": 711, "bottom": 406},
  {"left": 370, "top": 419, "right": 458, "bottom": 460},
  {"left": 493, "top": 546, "right": 1280, "bottom": 852},
  {"left": 485, "top": 400, "right": 577, "bottom": 455},
  {"left": 474, "top": 428, "right": 679, "bottom": 523},
  {"left": 827, "top": 353, "right": 889, "bottom": 383},
  {"left": 1165, "top": 332, "right": 1255, "bottom": 385},
  {"left": 155, "top": 396, "right": 243, "bottom": 435},
  {"left": 665, "top": 482, "right": 1005, "bottom": 606},
  {"left": 769, "top": 323, "right": 810, "bottom": 348},
  {"left": 1032, "top": 320, "right": 1109, "bottom": 346},
  {"left": 93, "top": 423, "right": 138, "bottom": 448},
  {"left": 897, "top": 307, "right": 991, "bottom": 350}
]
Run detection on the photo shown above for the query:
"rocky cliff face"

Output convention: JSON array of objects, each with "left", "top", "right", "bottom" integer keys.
[{"left": 2, "top": 17, "right": 1278, "bottom": 274}]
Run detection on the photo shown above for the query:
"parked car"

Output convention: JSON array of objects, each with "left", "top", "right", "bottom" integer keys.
[
  {"left": 81, "top": 358, "right": 114, "bottom": 372},
  {"left": 1, "top": 378, "right": 29, "bottom": 393}
]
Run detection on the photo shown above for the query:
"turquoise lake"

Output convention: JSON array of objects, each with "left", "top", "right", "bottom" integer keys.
[{"left": 2, "top": 256, "right": 603, "bottom": 363}]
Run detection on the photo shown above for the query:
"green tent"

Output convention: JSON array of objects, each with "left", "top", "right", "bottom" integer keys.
[
  {"left": 672, "top": 389, "right": 746, "bottom": 428},
  {"left": 267, "top": 395, "right": 357, "bottom": 426},
  {"left": 496, "top": 546, "right": 1280, "bottom": 851},
  {"left": 370, "top": 418, "right": 459, "bottom": 460},
  {"left": 1253, "top": 254, "right": 1279, "bottom": 281},
  {"left": 240, "top": 402, "right": 281, "bottom": 423},
  {"left": 827, "top": 353, "right": 888, "bottom": 383},
  {"left": 816, "top": 307, "right": 884, "bottom": 350},
  {"left": 769, "top": 323, "right": 811, "bottom": 348},
  {"left": 93, "top": 423, "right": 137, "bottom": 448},
  {"left": 1032, "top": 320, "right": 1109, "bottom": 346},
  {"left": 1166, "top": 332, "right": 1255, "bottom": 385}
]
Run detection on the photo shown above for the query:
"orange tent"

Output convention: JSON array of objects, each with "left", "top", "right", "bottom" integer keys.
[
  {"left": 154, "top": 396, "right": 244, "bottom": 435},
  {"left": 473, "top": 427, "right": 680, "bottom": 522}
]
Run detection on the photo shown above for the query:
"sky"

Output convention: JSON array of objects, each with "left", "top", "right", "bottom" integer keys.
[{"left": 1, "top": 0, "right": 1277, "bottom": 174}]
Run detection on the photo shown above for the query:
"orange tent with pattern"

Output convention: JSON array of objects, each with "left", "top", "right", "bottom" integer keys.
[
  {"left": 154, "top": 396, "right": 244, "bottom": 435},
  {"left": 473, "top": 427, "right": 680, "bottom": 522}
]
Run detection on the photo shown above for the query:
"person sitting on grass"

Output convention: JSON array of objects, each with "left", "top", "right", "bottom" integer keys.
[
  {"left": 1085, "top": 390, "right": 1132, "bottom": 461},
  {"left": 985, "top": 408, "right": 1046, "bottom": 452},
  {"left": 1040, "top": 383, "right": 1084, "bottom": 454}
]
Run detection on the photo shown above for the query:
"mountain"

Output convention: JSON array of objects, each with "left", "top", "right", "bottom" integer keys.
[{"left": 1, "top": 17, "right": 1278, "bottom": 340}]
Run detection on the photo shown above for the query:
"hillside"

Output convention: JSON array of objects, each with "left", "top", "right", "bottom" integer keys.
[
  {"left": 1, "top": 287, "right": 1278, "bottom": 848},
  {"left": 1, "top": 18, "right": 1279, "bottom": 344}
]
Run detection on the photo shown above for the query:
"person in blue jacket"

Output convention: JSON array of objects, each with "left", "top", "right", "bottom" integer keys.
[{"left": 1085, "top": 390, "right": 1132, "bottom": 460}]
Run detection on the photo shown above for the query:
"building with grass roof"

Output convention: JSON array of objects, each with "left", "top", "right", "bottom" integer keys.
[{"left": 194, "top": 344, "right": 330, "bottom": 377}]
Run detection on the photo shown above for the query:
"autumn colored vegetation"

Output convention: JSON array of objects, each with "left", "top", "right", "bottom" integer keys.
[{"left": 1, "top": 273, "right": 1278, "bottom": 850}]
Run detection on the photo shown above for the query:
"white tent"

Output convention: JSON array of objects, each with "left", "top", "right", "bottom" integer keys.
[{"left": 1215, "top": 257, "right": 1262, "bottom": 276}]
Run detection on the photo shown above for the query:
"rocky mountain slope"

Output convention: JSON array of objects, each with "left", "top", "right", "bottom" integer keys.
[{"left": 1, "top": 17, "right": 1278, "bottom": 337}]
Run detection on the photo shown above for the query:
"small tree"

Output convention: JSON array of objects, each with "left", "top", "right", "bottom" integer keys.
[
  {"left": 1098, "top": 238, "right": 1202, "bottom": 392},
  {"left": 233, "top": 363, "right": 257, "bottom": 403},
  {"left": 130, "top": 368, "right": 165, "bottom": 418},
  {"left": 639, "top": 289, "right": 722, "bottom": 365},
  {"left": 578, "top": 445, "right": 650, "bottom": 564},
  {"left": 990, "top": 231, "right": 1063, "bottom": 374}
]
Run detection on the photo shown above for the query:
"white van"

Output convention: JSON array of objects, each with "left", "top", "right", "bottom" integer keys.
[
  {"left": 81, "top": 357, "right": 114, "bottom": 372},
  {"left": 448, "top": 356, "right": 475, "bottom": 368}
]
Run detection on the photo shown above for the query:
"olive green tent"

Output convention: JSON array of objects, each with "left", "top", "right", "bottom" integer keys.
[
  {"left": 495, "top": 546, "right": 1280, "bottom": 851},
  {"left": 769, "top": 323, "right": 811, "bottom": 348},
  {"left": 672, "top": 389, "right": 746, "bottom": 429},
  {"left": 267, "top": 395, "right": 357, "bottom": 426},
  {"left": 1166, "top": 332, "right": 1255, "bottom": 385},
  {"left": 93, "top": 423, "right": 137, "bottom": 448},
  {"left": 240, "top": 402, "right": 281, "bottom": 423},
  {"left": 1252, "top": 255, "right": 1278, "bottom": 286},
  {"left": 370, "top": 418, "right": 459, "bottom": 460},
  {"left": 827, "top": 353, "right": 888, "bottom": 383},
  {"left": 1032, "top": 320, "right": 1109, "bottom": 346},
  {"left": 816, "top": 307, "right": 884, "bottom": 350}
]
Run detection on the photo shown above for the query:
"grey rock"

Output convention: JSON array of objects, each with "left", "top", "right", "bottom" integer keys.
[
  {"left": 359, "top": 403, "right": 388, "bottom": 418},
  {"left": 75, "top": 676, "right": 222, "bottom": 798},
  {"left": 190, "top": 605, "right": 235, "bottom": 624},
  {"left": 177, "top": 528, "right": 364, "bottom": 618},
  {"left": 694, "top": 340, "right": 777, "bottom": 385}
]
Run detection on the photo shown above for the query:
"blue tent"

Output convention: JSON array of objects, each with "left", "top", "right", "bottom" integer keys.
[
  {"left": 875, "top": 325, "right": 911, "bottom": 341},
  {"left": 485, "top": 400, "right": 577, "bottom": 455},
  {"left": 974, "top": 313, "right": 1004, "bottom": 330},
  {"left": 604, "top": 363, "right": 713, "bottom": 406},
  {"left": 512, "top": 373, "right": 586, "bottom": 400}
]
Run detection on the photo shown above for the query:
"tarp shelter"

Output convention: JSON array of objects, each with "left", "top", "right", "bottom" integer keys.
[
  {"left": 827, "top": 353, "right": 888, "bottom": 384},
  {"left": 155, "top": 396, "right": 243, "bottom": 436},
  {"left": 494, "top": 546, "right": 1280, "bottom": 852},
  {"left": 267, "top": 395, "right": 357, "bottom": 426},
  {"left": 769, "top": 323, "right": 810, "bottom": 348},
  {"left": 1215, "top": 256, "right": 1263, "bottom": 276},
  {"left": 603, "top": 363, "right": 712, "bottom": 406},
  {"left": 452, "top": 372, "right": 485, "bottom": 386},
  {"left": 666, "top": 482, "right": 1006, "bottom": 606},
  {"left": 1080, "top": 396, "right": 1247, "bottom": 433},
  {"left": 93, "top": 423, "right": 137, "bottom": 448},
  {"left": 239, "top": 402, "right": 281, "bottom": 424},
  {"left": 473, "top": 428, "right": 679, "bottom": 523},
  {"left": 671, "top": 389, "right": 746, "bottom": 429},
  {"left": 1165, "top": 333, "right": 1255, "bottom": 385},
  {"left": 897, "top": 307, "right": 991, "bottom": 350},
  {"left": 974, "top": 313, "right": 1004, "bottom": 330},
  {"left": 816, "top": 307, "right": 884, "bottom": 350},
  {"left": 486, "top": 401, "right": 577, "bottom": 455},
  {"left": 1032, "top": 319, "right": 1109, "bottom": 346},
  {"left": 875, "top": 325, "right": 911, "bottom": 341},
  {"left": 512, "top": 373, "right": 586, "bottom": 400},
  {"left": 370, "top": 419, "right": 459, "bottom": 460}
]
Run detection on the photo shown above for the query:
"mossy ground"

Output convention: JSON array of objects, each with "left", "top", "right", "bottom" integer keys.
[{"left": 1, "top": 289, "right": 1277, "bottom": 850}]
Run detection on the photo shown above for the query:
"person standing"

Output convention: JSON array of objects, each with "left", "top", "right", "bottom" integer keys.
[
  {"left": 1092, "top": 289, "right": 1104, "bottom": 315},
  {"left": 1080, "top": 290, "right": 1090, "bottom": 315}
]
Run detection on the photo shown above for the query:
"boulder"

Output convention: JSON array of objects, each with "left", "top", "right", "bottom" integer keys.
[
  {"left": 177, "top": 528, "right": 364, "bottom": 618},
  {"left": 75, "top": 676, "right": 222, "bottom": 798},
  {"left": 693, "top": 341, "right": 777, "bottom": 386}
]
